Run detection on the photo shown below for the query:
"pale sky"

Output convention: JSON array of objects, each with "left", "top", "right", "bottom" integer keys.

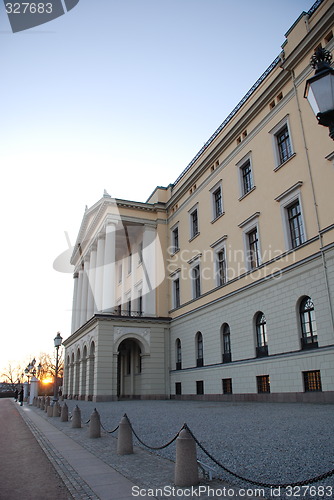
[{"left": 0, "top": 0, "right": 314, "bottom": 375}]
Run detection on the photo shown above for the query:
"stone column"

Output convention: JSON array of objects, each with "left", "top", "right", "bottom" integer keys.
[
  {"left": 80, "top": 257, "right": 89, "bottom": 326},
  {"left": 75, "top": 267, "right": 84, "bottom": 330},
  {"left": 102, "top": 221, "right": 116, "bottom": 312},
  {"left": 87, "top": 244, "right": 97, "bottom": 320},
  {"left": 142, "top": 225, "right": 156, "bottom": 316},
  {"left": 29, "top": 376, "right": 38, "bottom": 405},
  {"left": 94, "top": 233, "right": 105, "bottom": 312},
  {"left": 71, "top": 272, "right": 79, "bottom": 333}
]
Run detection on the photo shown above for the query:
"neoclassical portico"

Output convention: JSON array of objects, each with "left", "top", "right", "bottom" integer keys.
[{"left": 63, "top": 192, "right": 170, "bottom": 401}]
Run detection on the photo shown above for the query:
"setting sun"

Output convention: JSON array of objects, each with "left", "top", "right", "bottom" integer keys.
[{"left": 41, "top": 378, "right": 53, "bottom": 385}]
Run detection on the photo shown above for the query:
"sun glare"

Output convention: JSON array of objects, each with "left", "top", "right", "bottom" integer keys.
[{"left": 41, "top": 378, "right": 53, "bottom": 385}]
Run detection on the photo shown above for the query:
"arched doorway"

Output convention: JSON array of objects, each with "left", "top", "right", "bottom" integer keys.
[{"left": 117, "top": 339, "right": 142, "bottom": 398}]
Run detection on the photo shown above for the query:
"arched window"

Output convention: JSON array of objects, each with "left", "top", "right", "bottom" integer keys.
[
  {"left": 221, "top": 323, "right": 231, "bottom": 363},
  {"left": 196, "top": 332, "right": 203, "bottom": 367},
  {"left": 256, "top": 312, "right": 268, "bottom": 357},
  {"left": 300, "top": 297, "right": 318, "bottom": 349},
  {"left": 176, "top": 339, "right": 182, "bottom": 370}
]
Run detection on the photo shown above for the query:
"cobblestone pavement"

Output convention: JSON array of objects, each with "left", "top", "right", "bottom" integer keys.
[{"left": 18, "top": 399, "right": 334, "bottom": 500}]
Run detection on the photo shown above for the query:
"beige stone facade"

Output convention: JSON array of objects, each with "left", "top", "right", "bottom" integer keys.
[{"left": 63, "top": 0, "right": 334, "bottom": 402}]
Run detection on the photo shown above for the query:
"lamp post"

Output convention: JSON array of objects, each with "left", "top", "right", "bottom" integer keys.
[
  {"left": 24, "top": 358, "right": 36, "bottom": 401},
  {"left": 304, "top": 48, "right": 334, "bottom": 140},
  {"left": 53, "top": 332, "right": 63, "bottom": 404}
]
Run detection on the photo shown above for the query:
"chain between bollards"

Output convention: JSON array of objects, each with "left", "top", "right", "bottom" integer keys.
[
  {"left": 184, "top": 423, "right": 334, "bottom": 489},
  {"left": 124, "top": 414, "right": 185, "bottom": 450}
]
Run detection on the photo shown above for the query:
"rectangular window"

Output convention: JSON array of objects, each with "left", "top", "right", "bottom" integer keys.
[
  {"left": 175, "top": 382, "right": 182, "bottom": 395},
  {"left": 241, "top": 160, "right": 253, "bottom": 195},
  {"left": 192, "top": 264, "right": 201, "bottom": 298},
  {"left": 196, "top": 380, "right": 204, "bottom": 395},
  {"left": 173, "top": 278, "right": 180, "bottom": 308},
  {"left": 248, "top": 228, "right": 260, "bottom": 269},
  {"left": 276, "top": 125, "right": 292, "bottom": 165},
  {"left": 172, "top": 227, "right": 179, "bottom": 253},
  {"left": 217, "top": 248, "right": 226, "bottom": 286},
  {"left": 287, "top": 201, "right": 305, "bottom": 248},
  {"left": 190, "top": 209, "right": 199, "bottom": 238},
  {"left": 257, "top": 375, "right": 270, "bottom": 393},
  {"left": 222, "top": 378, "right": 232, "bottom": 394},
  {"left": 303, "top": 370, "right": 322, "bottom": 392},
  {"left": 213, "top": 187, "right": 223, "bottom": 219}
]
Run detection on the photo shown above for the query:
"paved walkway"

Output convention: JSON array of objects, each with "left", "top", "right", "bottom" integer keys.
[
  {"left": 0, "top": 399, "right": 255, "bottom": 500},
  {"left": 0, "top": 398, "right": 71, "bottom": 499}
]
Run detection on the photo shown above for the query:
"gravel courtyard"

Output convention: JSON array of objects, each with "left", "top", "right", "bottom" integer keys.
[{"left": 60, "top": 399, "right": 333, "bottom": 499}]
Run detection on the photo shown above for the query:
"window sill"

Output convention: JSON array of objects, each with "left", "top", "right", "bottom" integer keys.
[
  {"left": 189, "top": 232, "right": 200, "bottom": 243},
  {"left": 170, "top": 248, "right": 180, "bottom": 257},
  {"left": 274, "top": 152, "right": 296, "bottom": 172},
  {"left": 211, "top": 212, "right": 225, "bottom": 224},
  {"left": 239, "top": 186, "right": 256, "bottom": 201}
]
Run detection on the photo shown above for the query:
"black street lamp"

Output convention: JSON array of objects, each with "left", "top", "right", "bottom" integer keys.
[
  {"left": 304, "top": 48, "right": 334, "bottom": 140},
  {"left": 53, "top": 332, "right": 63, "bottom": 404}
]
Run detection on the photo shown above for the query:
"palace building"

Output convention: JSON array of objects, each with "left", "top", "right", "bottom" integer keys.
[{"left": 63, "top": 0, "right": 334, "bottom": 403}]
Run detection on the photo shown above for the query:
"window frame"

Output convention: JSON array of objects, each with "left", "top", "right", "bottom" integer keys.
[
  {"left": 216, "top": 246, "right": 227, "bottom": 287},
  {"left": 209, "top": 180, "right": 223, "bottom": 221},
  {"left": 239, "top": 213, "right": 261, "bottom": 271},
  {"left": 172, "top": 276, "right": 181, "bottom": 309},
  {"left": 196, "top": 331, "right": 204, "bottom": 367},
  {"left": 276, "top": 183, "right": 306, "bottom": 251},
  {"left": 303, "top": 370, "right": 322, "bottom": 392},
  {"left": 222, "top": 378, "right": 233, "bottom": 394},
  {"left": 192, "top": 263, "right": 201, "bottom": 299},
  {"left": 236, "top": 153, "right": 254, "bottom": 199},
  {"left": 257, "top": 375, "right": 270, "bottom": 393},
  {"left": 221, "top": 323, "right": 232, "bottom": 363},
  {"left": 270, "top": 116, "right": 294, "bottom": 169},
  {"left": 175, "top": 338, "right": 182, "bottom": 370},
  {"left": 171, "top": 225, "right": 180, "bottom": 254},
  {"left": 255, "top": 312, "right": 268, "bottom": 357},
  {"left": 300, "top": 296, "right": 318, "bottom": 349},
  {"left": 189, "top": 204, "right": 200, "bottom": 240}
]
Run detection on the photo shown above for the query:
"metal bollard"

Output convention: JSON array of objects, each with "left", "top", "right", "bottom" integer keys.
[
  {"left": 117, "top": 415, "right": 133, "bottom": 455},
  {"left": 71, "top": 405, "right": 82, "bottom": 428},
  {"left": 174, "top": 427, "right": 199, "bottom": 487},
  {"left": 89, "top": 408, "right": 101, "bottom": 438},
  {"left": 60, "top": 403, "right": 68, "bottom": 422}
]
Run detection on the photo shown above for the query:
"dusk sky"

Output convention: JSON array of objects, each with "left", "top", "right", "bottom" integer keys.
[{"left": 0, "top": 0, "right": 314, "bottom": 376}]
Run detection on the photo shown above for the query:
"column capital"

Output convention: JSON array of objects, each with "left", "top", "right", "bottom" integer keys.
[
  {"left": 73, "top": 272, "right": 79, "bottom": 279},
  {"left": 97, "top": 231, "right": 106, "bottom": 241},
  {"left": 90, "top": 241, "right": 98, "bottom": 253}
]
